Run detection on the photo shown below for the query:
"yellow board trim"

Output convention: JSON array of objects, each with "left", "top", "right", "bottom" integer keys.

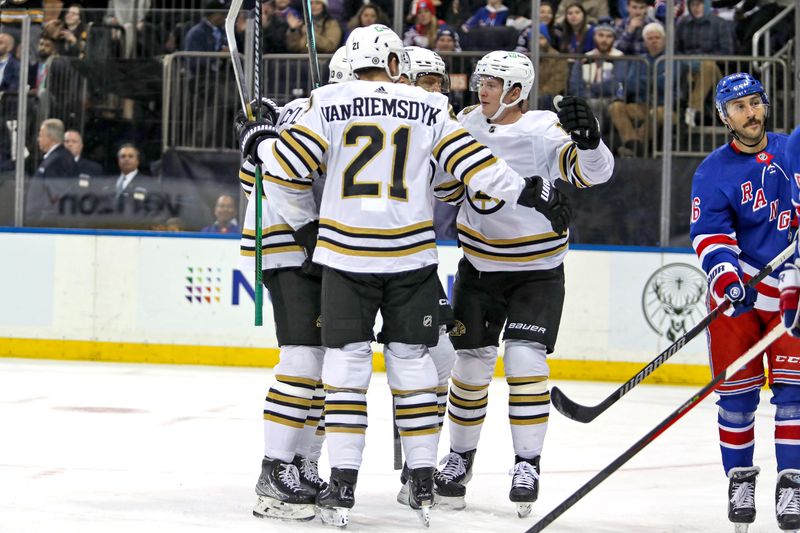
[{"left": 0, "top": 338, "right": 713, "bottom": 386}]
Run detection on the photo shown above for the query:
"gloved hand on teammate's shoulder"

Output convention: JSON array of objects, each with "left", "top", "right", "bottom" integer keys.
[
  {"left": 293, "top": 220, "right": 323, "bottom": 279},
  {"left": 709, "top": 263, "right": 757, "bottom": 318},
  {"left": 779, "top": 264, "right": 800, "bottom": 337},
  {"left": 554, "top": 95, "right": 601, "bottom": 150},
  {"left": 517, "top": 176, "right": 571, "bottom": 235}
]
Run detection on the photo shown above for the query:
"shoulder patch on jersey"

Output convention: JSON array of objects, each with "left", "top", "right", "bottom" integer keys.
[{"left": 461, "top": 104, "right": 479, "bottom": 116}]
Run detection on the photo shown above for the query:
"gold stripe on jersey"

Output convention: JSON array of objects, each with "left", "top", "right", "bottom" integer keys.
[
  {"left": 434, "top": 180, "right": 462, "bottom": 192},
  {"left": 291, "top": 124, "right": 328, "bottom": 153},
  {"left": 280, "top": 129, "right": 320, "bottom": 174},
  {"left": 444, "top": 141, "right": 483, "bottom": 176},
  {"left": 433, "top": 128, "right": 470, "bottom": 159},
  {"left": 239, "top": 168, "right": 255, "bottom": 185},
  {"left": 457, "top": 224, "right": 561, "bottom": 246},
  {"left": 558, "top": 144, "right": 589, "bottom": 188},
  {"left": 317, "top": 239, "right": 436, "bottom": 257},
  {"left": 241, "top": 244, "right": 304, "bottom": 257},
  {"left": 263, "top": 172, "right": 312, "bottom": 190},
  {"left": 320, "top": 219, "right": 433, "bottom": 238},
  {"left": 242, "top": 224, "right": 295, "bottom": 237},
  {"left": 439, "top": 188, "right": 465, "bottom": 204},
  {"left": 462, "top": 154, "right": 498, "bottom": 186},
  {"left": 462, "top": 241, "right": 569, "bottom": 263}
]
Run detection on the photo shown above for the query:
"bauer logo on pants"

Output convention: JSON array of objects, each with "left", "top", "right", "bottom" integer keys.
[{"left": 642, "top": 263, "right": 707, "bottom": 342}]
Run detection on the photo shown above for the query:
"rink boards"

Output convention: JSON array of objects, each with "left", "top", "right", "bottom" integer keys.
[{"left": 0, "top": 229, "right": 713, "bottom": 385}]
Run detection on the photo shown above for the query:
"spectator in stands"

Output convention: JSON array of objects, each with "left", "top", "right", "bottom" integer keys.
[
  {"left": 712, "top": 0, "right": 793, "bottom": 55},
  {"left": 29, "top": 36, "right": 57, "bottom": 94},
  {"left": 64, "top": 129, "right": 103, "bottom": 177},
  {"left": 567, "top": 17, "right": 625, "bottom": 123},
  {"left": 262, "top": 0, "right": 290, "bottom": 53},
  {"left": 34, "top": 118, "right": 78, "bottom": 179},
  {"left": 558, "top": 2, "right": 595, "bottom": 55},
  {"left": 614, "top": 0, "right": 658, "bottom": 55},
  {"left": 609, "top": 22, "right": 669, "bottom": 157},
  {"left": 346, "top": 4, "right": 390, "bottom": 39},
  {"left": 461, "top": 0, "right": 510, "bottom": 33},
  {"left": 433, "top": 26, "right": 462, "bottom": 52},
  {"left": 183, "top": 0, "right": 228, "bottom": 54},
  {"left": 654, "top": 0, "right": 686, "bottom": 23},
  {"left": 274, "top": 0, "right": 301, "bottom": 22},
  {"left": 676, "top": 0, "right": 734, "bottom": 127},
  {"left": 287, "top": 0, "right": 343, "bottom": 53},
  {"left": 516, "top": 25, "right": 568, "bottom": 112},
  {"left": 201, "top": 194, "right": 239, "bottom": 233},
  {"left": 403, "top": 0, "right": 446, "bottom": 48},
  {"left": 58, "top": 4, "right": 88, "bottom": 57},
  {"left": 515, "top": 1, "right": 563, "bottom": 53},
  {"left": 104, "top": 0, "right": 153, "bottom": 56},
  {"left": 555, "top": 0, "right": 609, "bottom": 25},
  {"left": 0, "top": 32, "right": 20, "bottom": 92},
  {"left": 112, "top": 143, "right": 158, "bottom": 202},
  {"left": 0, "top": 0, "right": 44, "bottom": 64}
]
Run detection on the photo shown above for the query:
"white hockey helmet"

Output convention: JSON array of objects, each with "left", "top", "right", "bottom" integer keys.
[
  {"left": 328, "top": 46, "right": 354, "bottom": 84},
  {"left": 345, "top": 24, "right": 407, "bottom": 81},
  {"left": 470, "top": 51, "right": 535, "bottom": 120},
  {"left": 402, "top": 46, "right": 450, "bottom": 93}
]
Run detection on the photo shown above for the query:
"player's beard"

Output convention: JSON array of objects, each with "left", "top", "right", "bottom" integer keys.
[{"left": 733, "top": 117, "right": 766, "bottom": 146}]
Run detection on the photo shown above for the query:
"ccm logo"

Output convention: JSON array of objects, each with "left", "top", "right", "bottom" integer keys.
[
  {"left": 507, "top": 323, "right": 547, "bottom": 334},
  {"left": 775, "top": 355, "right": 800, "bottom": 364}
]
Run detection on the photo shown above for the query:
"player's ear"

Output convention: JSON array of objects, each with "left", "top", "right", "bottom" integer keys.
[{"left": 388, "top": 54, "right": 400, "bottom": 78}]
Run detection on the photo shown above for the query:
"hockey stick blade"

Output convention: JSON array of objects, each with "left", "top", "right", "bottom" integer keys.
[
  {"left": 527, "top": 323, "right": 787, "bottom": 533},
  {"left": 551, "top": 242, "right": 794, "bottom": 423}
]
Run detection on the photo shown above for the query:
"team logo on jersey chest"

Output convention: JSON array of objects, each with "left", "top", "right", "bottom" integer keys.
[
  {"left": 467, "top": 191, "right": 505, "bottom": 214},
  {"left": 642, "top": 264, "right": 707, "bottom": 342}
]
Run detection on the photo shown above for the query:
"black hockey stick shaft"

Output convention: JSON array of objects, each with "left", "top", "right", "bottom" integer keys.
[
  {"left": 300, "top": 0, "right": 321, "bottom": 89},
  {"left": 393, "top": 401, "right": 402, "bottom": 470},
  {"left": 551, "top": 242, "right": 794, "bottom": 423},
  {"left": 526, "top": 323, "right": 786, "bottom": 533}
]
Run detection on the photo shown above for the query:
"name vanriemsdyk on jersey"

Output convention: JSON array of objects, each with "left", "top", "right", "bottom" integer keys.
[
  {"left": 255, "top": 80, "right": 528, "bottom": 274},
  {"left": 436, "top": 105, "right": 614, "bottom": 272},
  {"left": 238, "top": 98, "right": 312, "bottom": 272}
]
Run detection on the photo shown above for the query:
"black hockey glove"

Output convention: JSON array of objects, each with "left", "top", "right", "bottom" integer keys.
[
  {"left": 555, "top": 95, "right": 601, "bottom": 150},
  {"left": 250, "top": 97, "right": 280, "bottom": 125},
  {"left": 517, "top": 176, "right": 572, "bottom": 235},
  {"left": 293, "top": 220, "right": 322, "bottom": 278},
  {"left": 237, "top": 120, "right": 279, "bottom": 163}
]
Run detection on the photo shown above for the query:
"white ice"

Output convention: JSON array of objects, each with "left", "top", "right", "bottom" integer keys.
[{"left": 0, "top": 358, "right": 785, "bottom": 533}]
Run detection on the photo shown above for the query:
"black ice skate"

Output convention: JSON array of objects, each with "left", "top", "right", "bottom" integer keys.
[
  {"left": 316, "top": 467, "right": 357, "bottom": 528},
  {"left": 397, "top": 462, "right": 411, "bottom": 505},
  {"left": 409, "top": 466, "right": 435, "bottom": 527},
  {"left": 433, "top": 449, "right": 475, "bottom": 510},
  {"left": 253, "top": 457, "right": 316, "bottom": 521},
  {"left": 509, "top": 455, "right": 540, "bottom": 518},
  {"left": 776, "top": 469, "right": 800, "bottom": 532},
  {"left": 727, "top": 466, "right": 759, "bottom": 533},
  {"left": 293, "top": 455, "right": 328, "bottom": 496}
]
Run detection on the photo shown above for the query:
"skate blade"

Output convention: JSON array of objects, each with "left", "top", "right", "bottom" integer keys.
[
  {"left": 397, "top": 483, "right": 409, "bottom": 506},
  {"left": 515, "top": 502, "right": 532, "bottom": 519},
  {"left": 732, "top": 524, "right": 749, "bottom": 533},
  {"left": 434, "top": 494, "right": 465, "bottom": 511},
  {"left": 318, "top": 506, "right": 349, "bottom": 528},
  {"left": 415, "top": 505, "right": 431, "bottom": 528},
  {"left": 253, "top": 496, "right": 315, "bottom": 521}
]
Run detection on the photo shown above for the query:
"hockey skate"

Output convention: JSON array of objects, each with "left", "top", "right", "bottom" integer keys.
[
  {"left": 727, "top": 466, "right": 759, "bottom": 533},
  {"left": 509, "top": 455, "right": 540, "bottom": 518},
  {"left": 293, "top": 455, "right": 328, "bottom": 496},
  {"left": 433, "top": 449, "right": 475, "bottom": 510},
  {"left": 409, "top": 466, "right": 435, "bottom": 528},
  {"left": 316, "top": 467, "right": 357, "bottom": 528},
  {"left": 397, "top": 463, "right": 411, "bottom": 505},
  {"left": 776, "top": 469, "right": 800, "bottom": 532},
  {"left": 253, "top": 457, "right": 316, "bottom": 521}
]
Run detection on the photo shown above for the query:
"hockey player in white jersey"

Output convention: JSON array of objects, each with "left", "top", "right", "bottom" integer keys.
[
  {"left": 434, "top": 51, "right": 614, "bottom": 517},
  {"left": 236, "top": 25, "right": 567, "bottom": 528},
  {"left": 240, "top": 47, "right": 353, "bottom": 522}
]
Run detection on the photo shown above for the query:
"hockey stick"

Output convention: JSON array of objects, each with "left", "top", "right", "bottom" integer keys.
[
  {"left": 526, "top": 322, "right": 787, "bottom": 533},
  {"left": 551, "top": 242, "right": 794, "bottom": 423},
  {"left": 299, "top": 0, "right": 322, "bottom": 90},
  {"left": 226, "top": 0, "right": 264, "bottom": 326},
  {"left": 393, "top": 402, "right": 402, "bottom": 470}
]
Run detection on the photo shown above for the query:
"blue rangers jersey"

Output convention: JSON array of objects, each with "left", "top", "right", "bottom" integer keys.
[
  {"left": 787, "top": 127, "right": 800, "bottom": 265},
  {"left": 690, "top": 132, "right": 793, "bottom": 312}
]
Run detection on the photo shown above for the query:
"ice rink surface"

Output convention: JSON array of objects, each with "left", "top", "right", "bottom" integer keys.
[{"left": 0, "top": 358, "right": 786, "bottom": 533}]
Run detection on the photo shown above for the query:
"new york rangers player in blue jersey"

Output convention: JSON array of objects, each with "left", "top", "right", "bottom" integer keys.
[{"left": 690, "top": 72, "right": 800, "bottom": 533}]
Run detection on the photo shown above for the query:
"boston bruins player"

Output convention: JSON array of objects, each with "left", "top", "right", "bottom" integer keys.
[
  {"left": 236, "top": 25, "right": 567, "bottom": 528},
  {"left": 434, "top": 51, "right": 614, "bottom": 517},
  {"left": 238, "top": 47, "right": 353, "bottom": 522}
]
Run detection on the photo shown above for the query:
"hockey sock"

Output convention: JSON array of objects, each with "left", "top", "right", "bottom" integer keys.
[
  {"left": 775, "top": 404, "right": 800, "bottom": 472},
  {"left": 718, "top": 408, "right": 756, "bottom": 475},
  {"left": 263, "top": 374, "right": 316, "bottom": 463},
  {"left": 324, "top": 389, "right": 368, "bottom": 470},
  {"left": 448, "top": 377, "right": 490, "bottom": 453},
  {"left": 429, "top": 330, "right": 456, "bottom": 431},
  {"left": 507, "top": 375, "right": 550, "bottom": 459},
  {"left": 295, "top": 381, "right": 325, "bottom": 461}
]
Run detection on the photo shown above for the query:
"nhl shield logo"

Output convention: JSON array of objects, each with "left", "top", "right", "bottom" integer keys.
[
  {"left": 423, "top": 315, "right": 433, "bottom": 327},
  {"left": 642, "top": 263, "right": 707, "bottom": 342}
]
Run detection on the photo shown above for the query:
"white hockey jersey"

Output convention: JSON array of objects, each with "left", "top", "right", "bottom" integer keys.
[
  {"left": 451, "top": 105, "right": 615, "bottom": 272},
  {"left": 238, "top": 98, "right": 315, "bottom": 272},
  {"left": 256, "top": 80, "right": 528, "bottom": 274}
]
